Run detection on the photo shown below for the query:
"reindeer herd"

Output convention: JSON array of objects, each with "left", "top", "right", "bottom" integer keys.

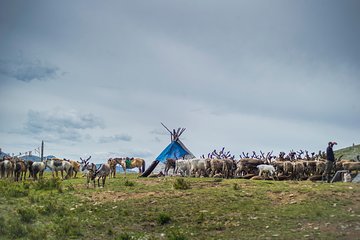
[
  {"left": 1, "top": 148, "right": 359, "bottom": 187},
  {"left": 0, "top": 155, "right": 146, "bottom": 188},
  {"left": 164, "top": 148, "right": 360, "bottom": 181}
]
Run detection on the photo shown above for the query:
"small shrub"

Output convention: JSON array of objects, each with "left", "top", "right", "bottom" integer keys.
[
  {"left": 67, "top": 183, "right": 75, "bottom": 191},
  {"left": 233, "top": 183, "right": 241, "bottom": 190},
  {"left": 124, "top": 179, "right": 135, "bottom": 187},
  {"left": 22, "top": 181, "right": 32, "bottom": 189},
  {"left": 173, "top": 178, "right": 190, "bottom": 190},
  {"left": 27, "top": 225, "right": 48, "bottom": 240},
  {"left": 18, "top": 207, "right": 37, "bottom": 223},
  {"left": 107, "top": 228, "right": 114, "bottom": 236},
  {"left": 157, "top": 213, "right": 171, "bottom": 225},
  {"left": 196, "top": 212, "right": 205, "bottom": 224},
  {"left": 55, "top": 216, "right": 83, "bottom": 238},
  {"left": 41, "top": 199, "right": 66, "bottom": 216},
  {"left": 34, "top": 178, "right": 62, "bottom": 191},
  {"left": 116, "top": 232, "right": 132, "bottom": 240},
  {"left": 0, "top": 216, "right": 6, "bottom": 235},
  {"left": 7, "top": 186, "right": 29, "bottom": 198},
  {"left": 7, "top": 218, "right": 28, "bottom": 238},
  {"left": 167, "top": 230, "right": 187, "bottom": 240}
]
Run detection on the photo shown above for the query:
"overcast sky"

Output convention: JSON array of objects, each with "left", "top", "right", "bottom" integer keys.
[{"left": 0, "top": 0, "right": 359, "bottom": 164}]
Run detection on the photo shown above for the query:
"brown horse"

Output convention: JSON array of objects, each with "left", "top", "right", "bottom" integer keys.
[{"left": 114, "top": 157, "right": 145, "bottom": 175}]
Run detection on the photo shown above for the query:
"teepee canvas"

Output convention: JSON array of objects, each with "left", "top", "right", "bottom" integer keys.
[{"left": 140, "top": 123, "right": 195, "bottom": 177}]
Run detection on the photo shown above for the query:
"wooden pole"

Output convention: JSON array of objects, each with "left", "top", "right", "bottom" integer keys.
[{"left": 41, "top": 141, "right": 44, "bottom": 161}]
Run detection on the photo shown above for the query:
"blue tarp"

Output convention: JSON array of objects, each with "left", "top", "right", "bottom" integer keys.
[{"left": 156, "top": 141, "right": 189, "bottom": 163}]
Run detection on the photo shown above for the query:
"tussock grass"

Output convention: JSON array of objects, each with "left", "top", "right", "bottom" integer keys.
[
  {"left": 18, "top": 207, "right": 37, "bottom": 223},
  {"left": 0, "top": 173, "right": 359, "bottom": 239},
  {"left": 173, "top": 178, "right": 191, "bottom": 190}
]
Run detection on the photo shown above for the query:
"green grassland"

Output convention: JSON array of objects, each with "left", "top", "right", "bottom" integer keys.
[
  {"left": 335, "top": 144, "right": 360, "bottom": 161},
  {"left": 1, "top": 174, "right": 360, "bottom": 240}
]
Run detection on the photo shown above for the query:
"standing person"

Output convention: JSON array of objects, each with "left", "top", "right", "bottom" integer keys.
[{"left": 323, "top": 141, "right": 337, "bottom": 183}]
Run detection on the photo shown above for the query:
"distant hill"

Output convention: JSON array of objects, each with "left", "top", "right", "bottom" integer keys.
[
  {"left": 335, "top": 144, "right": 360, "bottom": 161},
  {"left": 0, "top": 151, "right": 9, "bottom": 158},
  {"left": 20, "top": 155, "right": 56, "bottom": 162},
  {"left": 0, "top": 152, "right": 56, "bottom": 162}
]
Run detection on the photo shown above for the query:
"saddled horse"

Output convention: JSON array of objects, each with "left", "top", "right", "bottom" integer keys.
[{"left": 114, "top": 157, "right": 145, "bottom": 175}]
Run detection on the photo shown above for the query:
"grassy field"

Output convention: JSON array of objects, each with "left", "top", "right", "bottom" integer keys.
[
  {"left": 1, "top": 173, "right": 360, "bottom": 240},
  {"left": 335, "top": 144, "right": 360, "bottom": 161}
]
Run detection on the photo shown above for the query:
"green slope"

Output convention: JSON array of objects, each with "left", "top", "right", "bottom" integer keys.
[{"left": 335, "top": 144, "right": 360, "bottom": 161}]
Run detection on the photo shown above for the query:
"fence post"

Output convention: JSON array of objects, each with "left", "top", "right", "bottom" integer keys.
[{"left": 41, "top": 141, "right": 44, "bottom": 161}]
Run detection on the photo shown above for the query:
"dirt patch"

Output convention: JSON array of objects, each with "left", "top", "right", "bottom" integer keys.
[
  {"left": 267, "top": 191, "right": 308, "bottom": 205},
  {"left": 78, "top": 190, "right": 187, "bottom": 203},
  {"left": 90, "top": 191, "right": 158, "bottom": 203}
]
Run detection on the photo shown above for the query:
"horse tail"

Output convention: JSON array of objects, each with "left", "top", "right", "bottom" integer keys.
[{"left": 142, "top": 160, "right": 146, "bottom": 173}]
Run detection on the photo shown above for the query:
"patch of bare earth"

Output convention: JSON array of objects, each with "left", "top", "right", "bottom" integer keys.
[
  {"left": 267, "top": 191, "right": 307, "bottom": 205},
  {"left": 79, "top": 190, "right": 187, "bottom": 203}
]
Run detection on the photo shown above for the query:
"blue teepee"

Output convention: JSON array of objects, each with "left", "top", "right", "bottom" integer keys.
[
  {"left": 156, "top": 140, "right": 194, "bottom": 163},
  {"left": 140, "top": 124, "right": 195, "bottom": 177}
]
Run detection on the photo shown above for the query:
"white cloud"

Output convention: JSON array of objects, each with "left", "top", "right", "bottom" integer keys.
[
  {"left": 98, "top": 134, "right": 132, "bottom": 143},
  {"left": 23, "top": 108, "right": 104, "bottom": 142}
]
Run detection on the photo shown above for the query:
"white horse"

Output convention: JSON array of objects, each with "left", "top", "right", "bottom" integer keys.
[
  {"left": 3, "top": 157, "right": 14, "bottom": 178},
  {"left": 45, "top": 158, "right": 73, "bottom": 179},
  {"left": 31, "top": 161, "right": 47, "bottom": 180}
]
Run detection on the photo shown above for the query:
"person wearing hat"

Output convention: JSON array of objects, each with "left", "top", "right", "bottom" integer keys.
[{"left": 323, "top": 141, "right": 337, "bottom": 183}]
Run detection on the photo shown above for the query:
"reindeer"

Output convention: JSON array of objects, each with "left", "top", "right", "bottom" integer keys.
[
  {"left": 80, "top": 157, "right": 97, "bottom": 187},
  {"left": 107, "top": 158, "right": 117, "bottom": 178},
  {"left": 164, "top": 158, "right": 176, "bottom": 175},
  {"left": 91, "top": 163, "right": 110, "bottom": 188}
]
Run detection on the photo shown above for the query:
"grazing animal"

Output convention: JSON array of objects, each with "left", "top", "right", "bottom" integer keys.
[
  {"left": 31, "top": 161, "right": 47, "bottom": 180},
  {"left": 107, "top": 158, "right": 118, "bottom": 178},
  {"left": 81, "top": 157, "right": 97, "bottom": 187},
  {"left": 64, "top": 159, "right": 81, "bottom": 178},
  {"left": 79, "top": 156, "right": 92, "bottom": 176},
  {"left": 223, "top": 159, "right": 236, "bottom": 178},
  {"left": 342, "top": 162, "right": 360, "bottom": 174},
  {"left": 91, "top": 163, "right": 111, "bottom": 188},
  {"left": 210, "top": 159, "right": 224, "bottom": 177},
  {"left": 115, "top": 157, "right": 146, "bottom": 175},
  {"left": 164, "top": 158, "right": 176, "bottom": 175},
  {"left": 175, "top": 159, "right": 191, "bottom": 176},
  {"left": 45, "top": 158, "right": 73, "bottom": 179},
  {"left": 257, "top": 164, "right": 276, "bottom": 179},
  {"left": 27, "top": 160, "right": 34, "bottom": 178},
  {"left": 0, "top": 158, "right": 5, "bottom": 178},
  {"left": 190, "top": 158, "right": 208, "bottom": 177},
  {"left": 3, "top": 157, "right": 15, "bottom": 178},
  {"left": 14, "top": 158, "right": 27, "bottom": 181}
]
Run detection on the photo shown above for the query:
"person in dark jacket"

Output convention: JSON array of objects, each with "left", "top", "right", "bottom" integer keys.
[{"left": 323, "top": 141, "right": 337, "bottom": 183}]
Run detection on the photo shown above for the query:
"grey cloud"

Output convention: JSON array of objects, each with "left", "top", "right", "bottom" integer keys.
[
  {"left": 98, "top": 134, "right": 132, "bottom": 143},
  {"left": 0, "top": 56, "right": 60, "bottom": 82},
  {"left": 24, "top": 108, "right": 104, "bottom": 142},
  {"left": 126, "top": 150, "right": 153, "bottom": 159},
  {"left": 150, "top": 128, "right": 169, "bottom": 136}
]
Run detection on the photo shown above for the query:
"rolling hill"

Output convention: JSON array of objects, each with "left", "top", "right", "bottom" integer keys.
[{"left": 335, "top": 144, "right": 360, "bottom": 161}]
